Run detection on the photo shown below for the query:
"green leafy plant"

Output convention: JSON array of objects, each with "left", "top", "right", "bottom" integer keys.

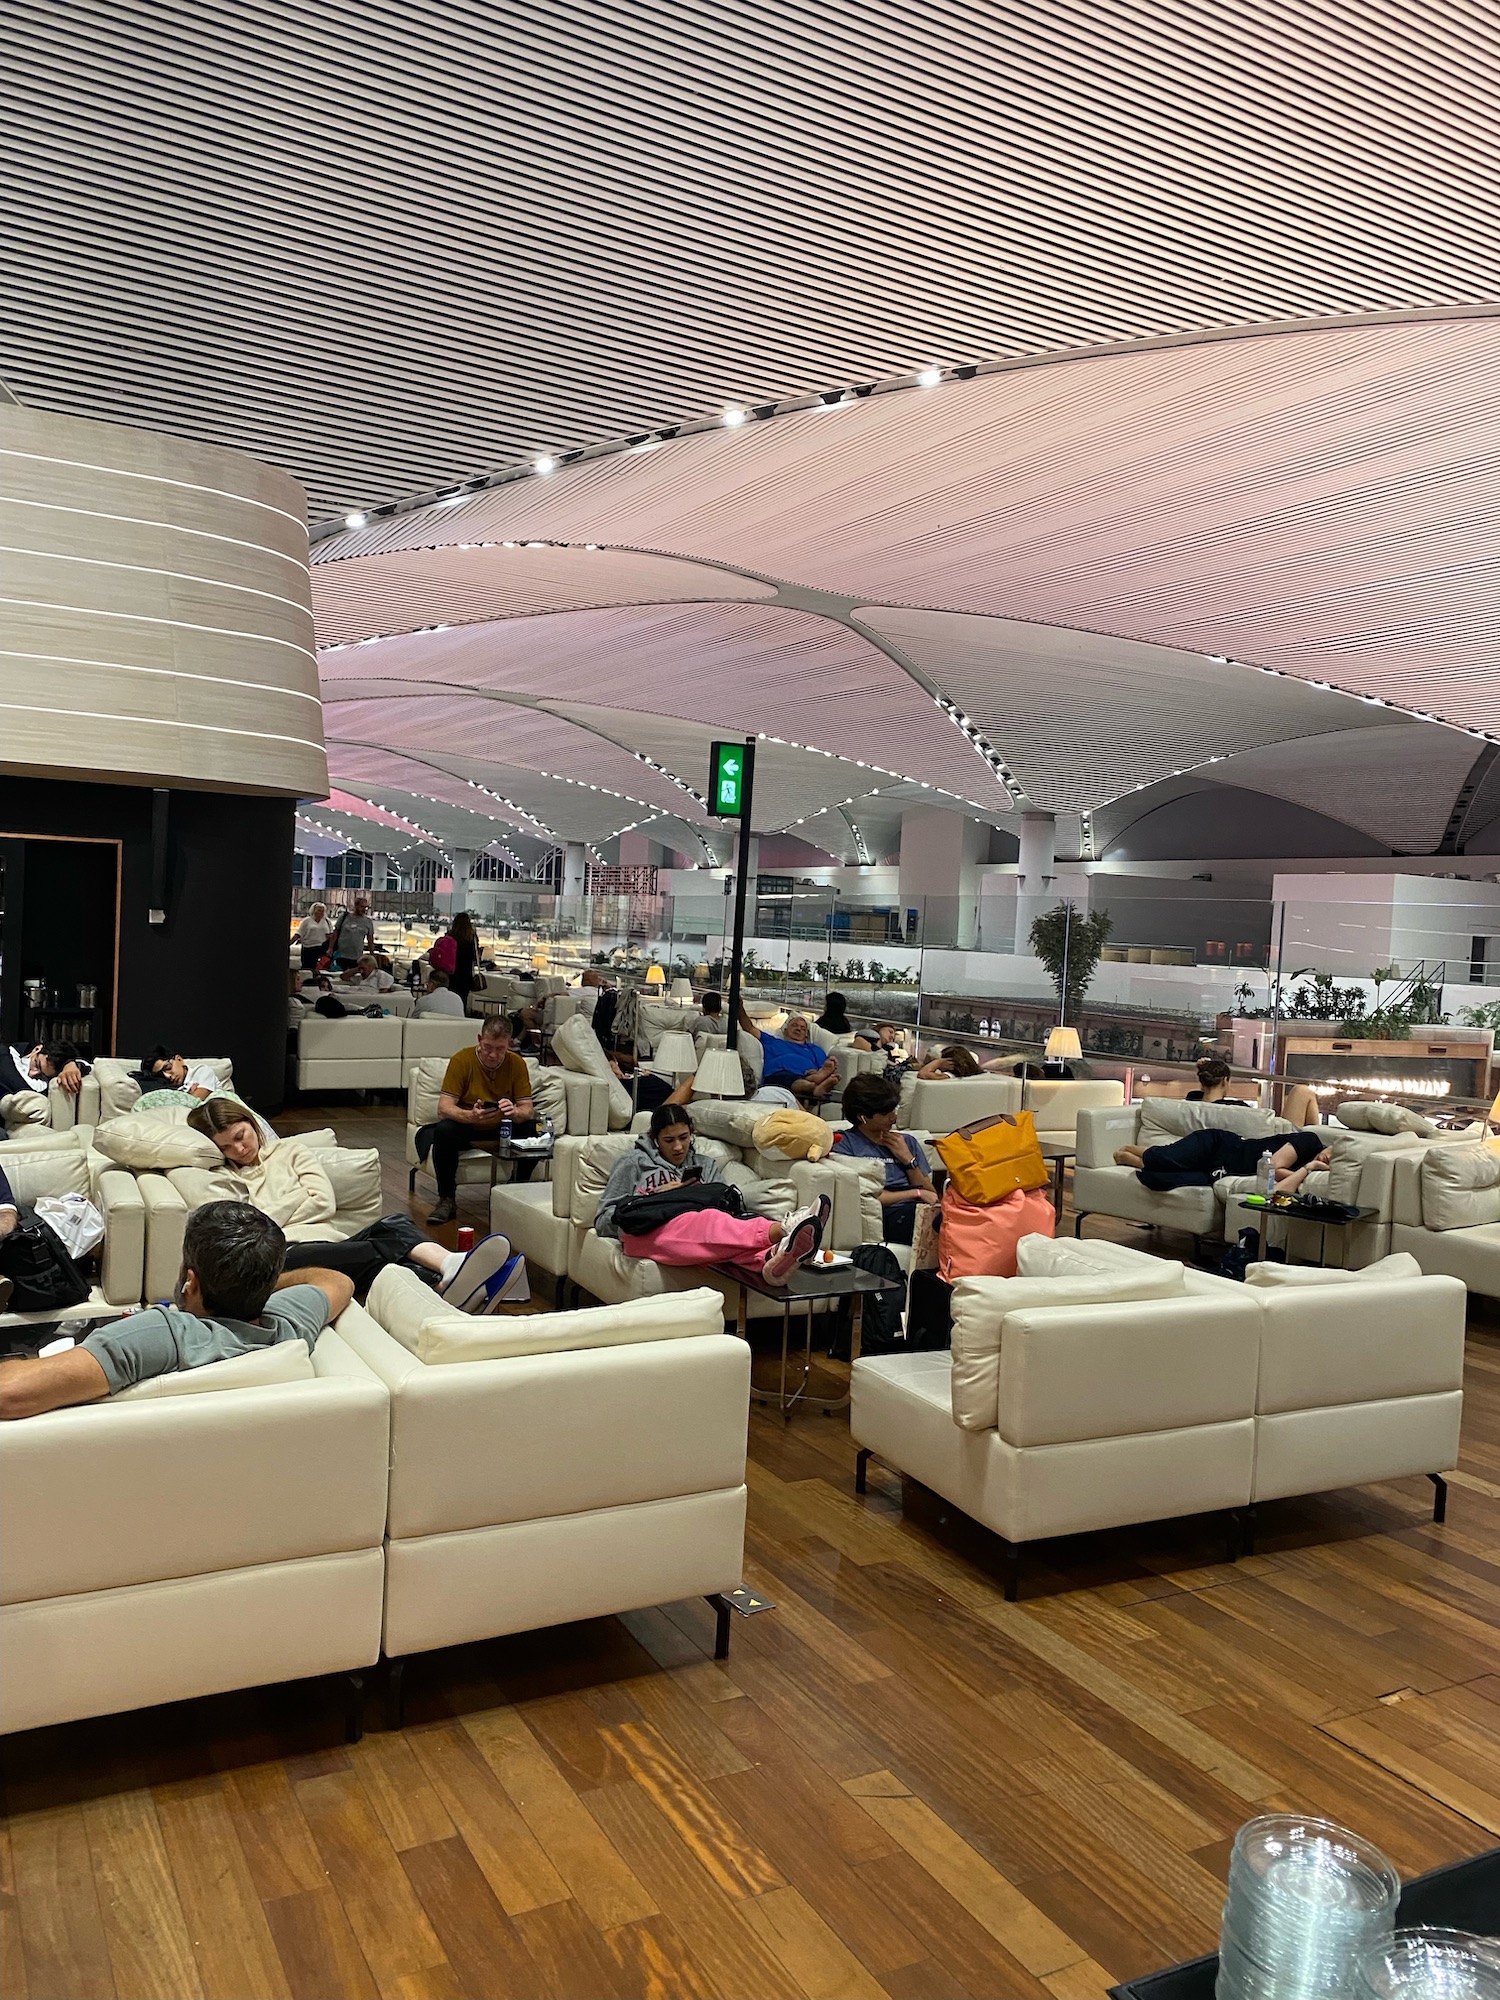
[
  {"left": 1285, "top": 972, "right": 1366, "bottom": 1022},
  {"left": 1029, "top": 903, "right": 1113, "bottom": 1019},
  {"left": 1459, "top": 1000, "right": 1500, "bottom": 1031}
]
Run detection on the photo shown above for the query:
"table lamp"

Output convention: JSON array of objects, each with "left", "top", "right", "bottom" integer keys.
[
  {"left": 645, "top": 965, "right": 666, "bottom": 988},
  {"left": 693, "top": 1047, "right": 745, "bottom": 1097},
  {"left": 653, "top": 1031, "right": 699, "bottom": 1076},
  {"left": 669, "top": 976, "right": 693, "bottom": 1002},
  {"left": 1043, "top": 1026, "right": 1081, "bottom": 1074}
]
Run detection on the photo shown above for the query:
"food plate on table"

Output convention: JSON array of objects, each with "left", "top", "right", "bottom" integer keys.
[{"left": 809, "top": 1250, "right": 853, "bottom": 1270}]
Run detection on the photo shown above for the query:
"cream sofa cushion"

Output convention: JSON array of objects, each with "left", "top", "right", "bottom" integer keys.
[
  {"left": 322, "top": 1146, "right": 383, "bottom": 1221},
  {"left": 1, "top": 1144, "right": 90, "bottom": 1205},
  {"left": 684, "top": 1099, "right": 762, "bottom": 1151},
  {"left": 552, "top": 1014, "right": 631, "bottom": 1128},
  {"left": 1, "top": 1091, "right": 49, "bottom": 1130},
  {"left": 1324, "top": 1127, "right": 1426, "bottom": 1204},
  {"left": 1017, "top": 1235, "right": 1167, "bottom": 1279},
  {"left": 1335, "top": 1101, "right": 1439, "bottom": 1137},
  {"left": 113, "top": 1340, "right": 316, "bottom": 1400},
  {"left": 367, "top": 1264, "right": 722, "bottom": 1361},
  {"left": 1136, "top": 1097, "right": 1290, "bottom": 1151},
  {"left": 93, "top": 1114, "right": 221, "bottom": 1173},
  {"left": 1244, "top": 1251, "right": 1423, "bottom": 1288},
  {"left": 1420, "top": 1142, "right": 1500, "bottom": 1231},
  {"left": 528, "top": 1062, "right": 567, "bottom": 1129},
  {"left": 950, "top": 1263, "right": 1188, "bottom": 1433}
]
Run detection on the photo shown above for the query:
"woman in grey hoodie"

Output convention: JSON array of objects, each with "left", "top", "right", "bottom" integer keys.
[{"left": 596, "top": 1104, "right": 827, "bottom": 1283}]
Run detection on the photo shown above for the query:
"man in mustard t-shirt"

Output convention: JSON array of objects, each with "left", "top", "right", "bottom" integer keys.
[{"left": 427, "top": 1016, "right": 535, "bottom": 1222}]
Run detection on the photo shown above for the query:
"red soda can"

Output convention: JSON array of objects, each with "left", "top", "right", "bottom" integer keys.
[{"left": 456, "top": 1226, "right": 475, "bottom": 1252}]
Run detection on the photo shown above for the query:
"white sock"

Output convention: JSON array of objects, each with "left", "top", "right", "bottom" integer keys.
[{"left": 439, "top": 1247, "right": 467, "bottom": 1285}]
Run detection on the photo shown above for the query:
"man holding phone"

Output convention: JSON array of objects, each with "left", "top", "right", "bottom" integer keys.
[{"left": 427, "top": 1016, "right": 534, "bottom": 1223}]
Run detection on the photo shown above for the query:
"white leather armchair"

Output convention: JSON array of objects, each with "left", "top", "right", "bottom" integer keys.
[
  {"left": 93, "top": 1057, "right": 234, "bottom": 1123},
  {"left": 343, "top": 1269, "right": 749, "bottom": 1715},
  {"left": 1073, "top": 1100, "right": 1295, "bottom": 1246},
  {"left": 0, "top": 1137, "right": 147, "bottom": 1326},
  {"left": 1021, "top": 1077, "right": 1126, "bottom": 1144},
  {"left": 405, "top": 1054, "right": 606, "bottom": 1197},
  {"left": 1389, "top": 1144, "right": 1500, "bottom": 1299},
  {"left": 898, "top": 1074, "right": 1022, "bottom": 1138},
  {"left": 0, "top": 1323, "right": 390, "bottom": 1735}
]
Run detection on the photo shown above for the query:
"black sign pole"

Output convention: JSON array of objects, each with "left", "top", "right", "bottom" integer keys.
[{"left": 721, "top": 737, "right": 757, "bottom": 1077}]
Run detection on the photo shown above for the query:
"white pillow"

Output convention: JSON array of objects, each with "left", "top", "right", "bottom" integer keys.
[
  {"left": 552, "top": 1014, "right": 631, "bottom": 1128},
  {"left": 526, "top": 1063, "right": 568, "bottom": 1130},
  {"left": 1136, "top": 1097, "right": 1291, "bottom": 1151},
  {"left": 1244, "top": 1251, "right": 1424, "bottom": 1288},
  {"left": 1016, "top": 1236, "right": 1167, "bottom": 1279},
  {"left": 322, "top": 1146, "right": 382, "bottom": 1218},
  {"left": 949, "top": 1263, "right": 1187, "bottom": 1432},
  {"left": 112, "top": 1340, "right": 315, "bottom": 1399},
  {"left": 685, "top": 1099, "right": 763, "bottom": 1150},
  {"left": 1335, "top": 1101, "right": 1438, "bottom": 1138},
  {"left": 1420, "top": 1143, "right": 1500, "bottom": 1231},
  {"left": 94, "top": 1115, "right": 221, "bottom": 1172}
]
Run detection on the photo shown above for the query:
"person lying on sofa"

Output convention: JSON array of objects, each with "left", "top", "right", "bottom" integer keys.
[
  {"left": 0, "top": 1200, "right": 355, "bottom": 1419},
  {"left": 130, "top": 1046, "right": 221, "bottom": 1102},
  {"left": 734, "top": 999, "right": 841, "bottom": 1096},
  {"left": 831, "top": 1072, "right": 938, "bottom": 1245},
  {"left": 427, "top": 1014, "right": 535, "bottom": 1224},
  {"left": 1114, "top": 1124, "right": 1329, "bottom": 1193},
  {"left": 1, "top": 1039, "right": 87, "bottom": 1107},
  {"left": 595, "top": 1101, "right": 829, "bottom": 1284},
  {"left": 915, "top": 1044, "right": 983, "bottom": 1080},
  {"left": 189, "top": 1095, "right": 513, "bottom": 1307}
]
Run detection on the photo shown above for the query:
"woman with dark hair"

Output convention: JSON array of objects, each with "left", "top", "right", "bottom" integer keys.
[
  {"left": 188, "top": 1096, "right": 518, "bottom": 1310},
  {"left": 1114, "top": 1124, "right": 1329, "bottom": 1193},
  {"left": 1185, "top": 1055, "right": 1251, "bottom": 1105},
  {"left": 915, "top": 1044, "right": 982, "bottom": 1080},
  {"left": 448, "top": 912, "right": 479, "bottom": 1006},
  {"left": 815, "top": 992, "right": 855, "bottom": 1039},
  {"left": 595, "top": 1103, "right": 828, "bottom": 1282},
  {"left": 831, "top": 1072, "right": 936, "bottom": 1244}
]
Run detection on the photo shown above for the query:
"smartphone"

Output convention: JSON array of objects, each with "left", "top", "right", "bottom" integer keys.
[{"left": 681, "top": 1166, "right": 703, "bottom": 1183}]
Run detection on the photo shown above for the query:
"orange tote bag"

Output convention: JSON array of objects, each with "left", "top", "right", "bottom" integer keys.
[{"left": 933, "top": 1110, "right": 1048, "bottom": 1206}]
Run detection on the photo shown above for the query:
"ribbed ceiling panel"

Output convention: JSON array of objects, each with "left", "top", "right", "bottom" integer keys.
[{"left": 8, "top": 0, "right": 1500, "bottom": 517}]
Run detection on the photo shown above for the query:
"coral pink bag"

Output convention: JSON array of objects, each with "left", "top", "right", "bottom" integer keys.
[{"left": 938, "top": 1185, "right": 1055, "bottom": 1281}]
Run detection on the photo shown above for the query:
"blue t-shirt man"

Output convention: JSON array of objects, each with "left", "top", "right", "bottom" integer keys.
[
  {"left": 755, "top": 1032, "right": 825, "bottom": 1079},
  {"left": 833, "top": 1125, "right": 932, "bottom": 1190}
]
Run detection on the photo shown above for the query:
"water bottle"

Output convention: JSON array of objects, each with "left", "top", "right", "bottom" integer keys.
[
  {"left": 541, "top": 1115, "right": 554, "bottom": 1146},
  {"left": 1257, "top": 1148, "right": 1276, "bottom": 1200}
]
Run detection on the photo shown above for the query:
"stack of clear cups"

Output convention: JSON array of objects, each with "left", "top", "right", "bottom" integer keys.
[
  {"left": 1218, "top": 1815, "right": 1400, "bottom": 2000},
  {"left": 1357, "top": 1930, "right": 1500, "bottom": 1999}
]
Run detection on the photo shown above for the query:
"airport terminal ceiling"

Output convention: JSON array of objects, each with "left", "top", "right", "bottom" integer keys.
[{"left": 6, "top": 0, "right": 1500, "bottom": 868}]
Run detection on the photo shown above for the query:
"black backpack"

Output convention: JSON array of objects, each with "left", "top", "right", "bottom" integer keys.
[
  {"left": 823, "top": 1242, "right": 907, "bottom": 1361},
  {"left": 1, "top": 1219, "right": 92, "bottom": 1312},
  {"left": 613, "top": 1180, "right": 745, "bottom": 1236}
]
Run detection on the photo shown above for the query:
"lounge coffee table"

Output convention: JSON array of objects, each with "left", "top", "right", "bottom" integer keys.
[
  {"left": 1246, "top": 1195, "right": 1381, "bottom": 1268},
  {"left": 1039, "top": 1139, "right": 1074, "bottom": 1222},
  {"left": 711, "top": 1259, "right": 904, "bottom": 1419}
]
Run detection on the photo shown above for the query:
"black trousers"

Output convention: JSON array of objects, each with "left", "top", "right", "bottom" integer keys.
[
  {"left": 882, "top": 1199, "right": 919, "bottom": 1246},
  {"left": 281, "top": 1215, "right": 430, "bottom": 1299},
  {"left": 1138, "top": 1128, "right": 1259, "bottom": 1191},
  {"left": 299, "top": 944, "right": 325, "bottom": 972},
  {"left": 429, "top": 1117, "right": 537, "bottom": 1197}
]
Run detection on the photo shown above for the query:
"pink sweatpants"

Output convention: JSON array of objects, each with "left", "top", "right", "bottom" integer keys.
[{"left": 620, "top": 1211, "right": 774, "bottom": 1279}]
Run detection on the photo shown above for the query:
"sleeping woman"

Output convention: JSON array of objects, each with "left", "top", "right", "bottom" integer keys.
[{"left": 1114, "top": 1125, "right": 1329, "bottom": 1194}]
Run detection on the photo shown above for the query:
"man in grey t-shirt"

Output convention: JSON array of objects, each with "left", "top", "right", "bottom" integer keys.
[
  {"left": 0, "top": 1202, "right": 353, "bottom": 1420},
  {"left": 328, "top": 898, "right": 375, "bottom": 969}
]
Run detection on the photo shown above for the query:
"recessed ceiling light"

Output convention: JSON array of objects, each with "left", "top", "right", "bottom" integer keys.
[
  {"left": 722, "top": 407, "right": 747, "bottom": 428},
  {"left": 916, "top": 368, "right": 942, "bottom": 388},
  {"left": 533, "top": 456, "right": 556, "bottom": 474},
  {"left": 629, "top": 439, "right": 662, "bottom": 453},
  {"left": 344, "top": 511, "right": 367, "bottom": 528}
]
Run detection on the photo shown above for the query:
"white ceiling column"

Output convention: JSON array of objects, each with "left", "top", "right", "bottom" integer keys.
[
  {"left": 447, "top": 846, "right": 474, "bottom": 914},
  {"left": 898, "top": 807, "right": 988, "bottom": 950},
  {"left": 562, "top": 840, "right": 588, "bottom": 899},
  {"left": 1016, "top": 811, "right": 1057, "bottom": 954}
]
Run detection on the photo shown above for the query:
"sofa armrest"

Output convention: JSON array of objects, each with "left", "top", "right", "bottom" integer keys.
[
  {"left": 139, "top": 1174, "right": 190, "bottom": 1304},
  {"left": 96, "top": 1170, "right": 146, "bottom": 1306},
  {"left": 790, "top": 1157, "right": 881, "bottom": 1248},
  {"left": 1075, "top": 1104, "right": 1141, "bottom": 1169}
]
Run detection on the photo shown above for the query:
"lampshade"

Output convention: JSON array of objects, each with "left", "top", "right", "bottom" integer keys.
[
  {"left": 653, "top": 1031, "right": 699, "bottom": 1075},
  {"left": 645, "top": 965, "right": 666, "bottom": 987},
  {"left": 1044, "top": 1026, "right": 1082, "bottom": 1062},
  {"left": 669, "top": 977, "right": 693, "bottom": 1001},
  {"left": 693, "top": 1046, "right": 745, "bottom": 1096}
]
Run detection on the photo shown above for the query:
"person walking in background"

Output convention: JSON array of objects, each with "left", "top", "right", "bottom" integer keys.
[
  {"left": 328, "top": 897, "right": 374, "bottom": 970},
  {"left": 444, "top": 912, "right": 480, "bottom": 1006},
  {"left": 293, "top": 902, "right": 333, "bottom": 973}
]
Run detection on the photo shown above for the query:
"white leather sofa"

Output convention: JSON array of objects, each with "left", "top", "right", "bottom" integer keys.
[
  {"left": 341, "top": 1269, "right": 750, "bottom": 1715},
  {"left": 404, "top": 1054, "right": 609, "bottom": 1198},
  {"left": 0, "top": 1136, "right": 148, "bottom": 1328},
  {"left": 1390, "top": 1143, "right": 1500, "bottom": 1299},
  {"left": 93, "top": 1056, "right": 235, "bottom": 1124},
  {"left": 1021, "top": 1078, "right": 1126, "bottom": 1144},
  {"left": 297, "top": 1015, "right": 406, "bottom": 1093},
  {"left": 898, "top": 1074, "right": 1022, "bottom": 1137},
  {"left": 0, "top": 1321, "right": 391, "bottom": 1735},
  {"left": 852, "top": 1241, "right": 1465, "bottom": 1597},
  {"left": 1074, "top": 1099, "right": 1298, "bottom": 1247}
]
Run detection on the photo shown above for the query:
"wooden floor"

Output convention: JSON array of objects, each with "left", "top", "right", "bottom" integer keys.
[{"left": 4, "top": 1103, "right": 1500, "bottom": 2000}]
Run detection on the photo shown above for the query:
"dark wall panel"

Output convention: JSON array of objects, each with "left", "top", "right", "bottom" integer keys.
[{"left": 1, "top": 778, "right": 292, "bottom": 1110}]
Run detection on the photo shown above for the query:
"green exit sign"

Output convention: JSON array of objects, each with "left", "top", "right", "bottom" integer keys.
[{"left": 708, "top": 740, "right": 747, "bottom": 817}]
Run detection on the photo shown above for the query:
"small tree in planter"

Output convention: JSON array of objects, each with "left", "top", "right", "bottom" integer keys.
[{"left": 1029, "top": 903, "right": 1113, "bottom": 1022}]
